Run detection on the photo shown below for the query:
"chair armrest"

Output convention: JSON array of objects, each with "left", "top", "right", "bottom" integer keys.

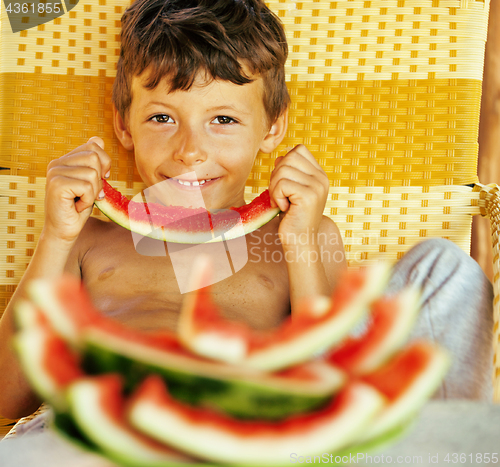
[{"left": 475, "top": 183, "right": 500, "bottom": 402}]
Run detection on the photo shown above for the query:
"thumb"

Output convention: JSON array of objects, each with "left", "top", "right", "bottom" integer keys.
[{"left": 88, "top": 136, "right": 105, "bottom": 150}]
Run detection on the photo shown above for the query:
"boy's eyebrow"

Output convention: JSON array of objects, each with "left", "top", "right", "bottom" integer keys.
[
  {"left": 144, "top": 101, "right": 250, "bottom": 116},
  {"left": 206, "top": 105, "right": 251, "bottom": 116}
]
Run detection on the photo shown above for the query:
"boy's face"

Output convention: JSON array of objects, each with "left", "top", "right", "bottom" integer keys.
[{"left": 115, "top": 67, "right": 286, "bottom": 211}]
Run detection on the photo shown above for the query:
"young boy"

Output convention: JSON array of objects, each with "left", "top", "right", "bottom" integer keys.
[
  {"left": 0, "top": 0, "right": 494, "bottom": 421},
  {"left": 0, "top": 0, "right": 347, "bottom": 420}
]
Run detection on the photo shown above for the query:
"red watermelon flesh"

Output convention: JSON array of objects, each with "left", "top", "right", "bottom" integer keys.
[
  {"left": 356, "top": 341, "right": 451, "bottom": 442},
  {"left": 179, "top": 255, "right": 393, "bottom": 371},
  {"left": 94, "top": 179, "right": 280, "bottom": 243},
  {"left": 67, "top": 374, "right": 195, "bottom": 465},
  {"left": 326, "top": 287, "right": 420, "bottom": 375},
  {"left": 127, "top": 374, "right": 386, "bottom": 465}
]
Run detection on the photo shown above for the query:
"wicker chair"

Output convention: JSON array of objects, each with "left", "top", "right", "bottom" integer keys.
[{"left": 0, "top": 0, "right": 498, "bottom": 435}]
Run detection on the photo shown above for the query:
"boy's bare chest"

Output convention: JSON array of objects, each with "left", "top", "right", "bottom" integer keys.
[{"left": 79, "top": 221, "right": 290, "bottom": 332}]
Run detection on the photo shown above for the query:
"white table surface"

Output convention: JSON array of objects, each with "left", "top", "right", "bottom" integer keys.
[{"left": 1, "top": 401, "right": 499, "bottom": 467}]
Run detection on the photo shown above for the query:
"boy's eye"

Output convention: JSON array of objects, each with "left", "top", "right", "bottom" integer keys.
[
  {"left": 213, "top": 116, "right": 236, "bottom": 125},
  {"left": 150, "top": 114, "right": 174, "bottom": 124}
]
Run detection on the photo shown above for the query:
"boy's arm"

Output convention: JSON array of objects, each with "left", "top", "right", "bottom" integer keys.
[
  {"left": 0, "top": 136, "right": 110, "bottom": 420},
  {"left": 283, "top": 216, "right": 347, "bottom": 313},
  {"left": 0, "top": 234, "right": 80, "bottom": 419},
  {"left": 269, "top": 144, "right": 347, "bottom": 313}
]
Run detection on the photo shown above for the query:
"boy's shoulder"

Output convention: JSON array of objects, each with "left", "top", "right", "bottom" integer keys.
[
  {"left": 317, "top": 215, "right": 344, "bottom": 254},
  {"left": 318, "top": 215, "right": 341, "bottom": 236}
]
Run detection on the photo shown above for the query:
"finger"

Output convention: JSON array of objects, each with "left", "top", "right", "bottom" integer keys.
[
  {"left": 276, "top": 150, "right": 323, "bottom": 180},
  {"left": 271, "top": 178, "right": 318, "bottom": 212},
  {"left": 60, "top": 137, "right": 111, "bottom": 179},
  {"left": 269, "top": 168, "right": 310, "bottom": 212},
  {"left": 275, "top": 151, "right": 330, "bottom": 194},
  {"left": 88, "top": 136, "right": 105, "bottom": 150},
  {"left": 290, "top": 144, "right": 323, "bottom": 171},
  {"left": 47, "top": 165, "right": 104, "bottom": 202},
  {"left": 270, "top": 166, "right": 328, "bottom": 209},
  {"left": 270, "top": 164, "right": 314, "bottom": 189},
  {"left": 48, "top": 175, "right": 100, "bottom": 214},
  {"left": 270, "top": 164, "right": 328, "bottom": 201},
  {"left": 62, "top": 145, "right": 111, "bottom": 181},
  {"left": 86, "top": 137, "right": 111, "bottom": 179}
]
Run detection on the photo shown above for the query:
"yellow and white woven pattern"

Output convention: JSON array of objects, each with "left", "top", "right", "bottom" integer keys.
[
  {"left": 0, "top": 0, "right": 491, "bottom": 187},
  {"left": 1, "top": 0, "right": 499, "bottom": 432}
]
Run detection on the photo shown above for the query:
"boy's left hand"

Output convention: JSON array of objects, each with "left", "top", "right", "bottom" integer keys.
[{"left": 269, "top": 144, "right": 330, "bottom": 247}]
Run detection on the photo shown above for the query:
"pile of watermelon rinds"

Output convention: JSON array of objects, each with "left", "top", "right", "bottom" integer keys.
[{"left": 13, "top": 256, "right": 450, "bottom": 466}]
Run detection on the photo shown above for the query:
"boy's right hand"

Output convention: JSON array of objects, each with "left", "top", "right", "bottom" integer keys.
[{"left": 43, "top": 136, "right": 111, "bottom": 244}]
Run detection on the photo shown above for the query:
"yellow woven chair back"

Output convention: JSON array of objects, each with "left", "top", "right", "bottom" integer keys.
[
  {"left": 1, "top": 0, "right": 489, "bottom": 185},
  {"left": 0, "top": 0, "right": 498, "bottom": 410}
]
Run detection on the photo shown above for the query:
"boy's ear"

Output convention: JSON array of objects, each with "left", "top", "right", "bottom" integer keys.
[
  {"left": 113, "top": 104, "right": 135, "bottom": 152},
  {"left": 259, "top": 109, "right": 289, "bottom": 154}
]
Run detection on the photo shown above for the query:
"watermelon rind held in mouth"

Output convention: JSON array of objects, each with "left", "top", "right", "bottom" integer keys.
[{"left": 94, "top": 180, "right": 280, "bottom": 244}]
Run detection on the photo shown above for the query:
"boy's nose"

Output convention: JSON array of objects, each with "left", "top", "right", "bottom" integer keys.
[{"left": 172, "top": 125, "right": 207, "bottom": 165}]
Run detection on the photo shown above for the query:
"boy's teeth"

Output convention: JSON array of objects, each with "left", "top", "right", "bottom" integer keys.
[{"left": 175, "top": 178, "right": 212, "bottom": 186}]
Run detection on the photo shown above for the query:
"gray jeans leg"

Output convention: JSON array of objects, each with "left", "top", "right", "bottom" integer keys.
[{"left": 384, "top": 238, "right": 494, "bottom": 401}]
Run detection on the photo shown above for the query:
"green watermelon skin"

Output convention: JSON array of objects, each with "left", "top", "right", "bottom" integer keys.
[{"left": 81, "top": 330, "right": 343, "bottom": 421}]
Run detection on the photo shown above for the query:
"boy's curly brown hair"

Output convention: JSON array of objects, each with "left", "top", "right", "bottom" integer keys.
[{"left": 113, "top": 0, "right": 290, "bottom": 128}]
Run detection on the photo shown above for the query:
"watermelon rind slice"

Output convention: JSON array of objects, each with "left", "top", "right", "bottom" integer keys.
[
  {"left": 52, "top": 412, "right": 103, "bottom": 456},
  {"left": 14, "top": 327, "right": 61, "bottom": 409},
  {"left": 82, "top": 328, "right": 346, "bottom": 421},
  {"left": 26, "top": 278, "right": 84, "bottom": 345},
  {"left": 327, "top": 286, "right": 421, "bottom": 375},
  {"left": 66, "top": 376, "right": 195, "bottom": 466},
  {"left": 358, "top": 342, "right": 451, "bottom": 443},
  {"left": 243, "top": 261, "right": 394, "bottom": 371},
  {"left": 94, "top": 180, "right": 280, "bottom": 244},
  {"left": 349, "top": 287, "right": 421, "bottom": 374},
  {"left": 13, "top": 326, "right": 73, "bottom": 412},
  {"left": 128, "top": 376, "right": 386, "bottom": 466}
]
